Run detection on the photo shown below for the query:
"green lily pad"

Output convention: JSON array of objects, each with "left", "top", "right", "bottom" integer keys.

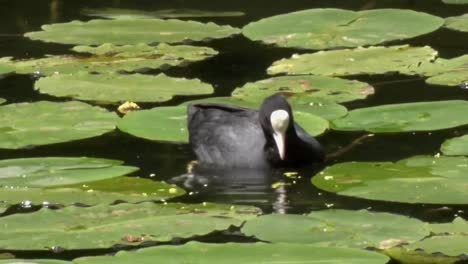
[
  {"left": 0, "top": 260, "right": 71, "bottom": 264},
  {"left": 0, "top": 157, "right": 137, "bottom": 188},
  {"left": 75, "top": 242, "right": 389, "bottom": 264},
  {"left": 243, "top": 209, "right": 428, "bottom": 248},
  {"left": 35, "top": 72, "right": 214, "bottom": 104},
  {"left": 429, "top": 217, "right": 468, "bottom": 235},
  {"left": 242, "top": 9, "right": 443, "bottom": 50},
  {"left": 441, "top": 135, "right": 468, "bottom": 156},
  {"left": 445, "top": 13, "right": 468, "bottom": 32},
  {"left": 25, "top": 19, "right": 240, "bottom": 45},
  {"left": 0, "top": 176, "right": 185, "bottom": 208},
  {"left": 9, "top": 43, "right": 218, "bottom": 75},
  {"left": 407, "top": 235, "right": 468, "bottom": 257},
  {"left": 0, "top": 98, "right": 5, "bottom": 105},
  {"left": 232, "top": 75, "right": 374, "bottom": 103},
  {"left": 331, "top": 100, "right": 468, "bottom": 133},
  {"left": 423, "top": 55, "right": 468, "bottom": 86},
  {"left": 183, "top": 96, "right": 348, "bottom": 120},
  {"left": 385, "top": 246, "right": 460, "bottom": 264},
  {"left": 268, "top": 45, "right": 438, "bottom": 76},
  {"left": 0, "top": 101, "right": 118, "bottom": 149},
  {"left": 312, "top": 155, "right": 468, "bottom": 204},
  {"left": 82, "top": 8, "right": 245, "bottom": 19},
  {"left": 118, "top": 105, "right": 329, "bottom": 143},
  {"left": 0, "top": 61, "right": 13, "bottom": 75},
  {"left": 0, "top": 202, "right": 260, "bottom": 250},
  {"left": 442, "top": 0, "right": 468, "bottom": 3}
]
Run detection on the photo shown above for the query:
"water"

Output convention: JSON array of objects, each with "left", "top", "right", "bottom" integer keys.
[{"left": 1, "top": 0, "right": 468, "bottom": 259}]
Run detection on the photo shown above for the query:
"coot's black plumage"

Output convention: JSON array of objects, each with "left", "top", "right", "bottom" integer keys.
[{"left": 187, "top": 94, "right": 325, "bottom": 168}]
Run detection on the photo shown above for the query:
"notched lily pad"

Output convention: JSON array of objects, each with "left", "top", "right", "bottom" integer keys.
[
  {"left": 0, "top": 176, "right": 185, "bottom": 208},
  {"left": 74, "top": 242, "right": 389, "bottom": 264},
  {"left": 25, "top": 19, "right": 241, "bottom": 45},
  {"left": 118, "top": 105, "right": 328, "bottom": 144},
  {"left": 243, "top": 209, "right": 428, "bottom": 249},
  {"left": 35, "top": 72, "right": 214, "bottom": 104},
  {"left": 0, "top": 202, "right": 260, "bottom": 250},
  {"left": 0, "top": 101, "right": 118, "bottom": 149},
  {"left": 243, "top": 8, "right": 443, "bottom": 50},
  {"left": 312, "top": 155, "right": 468, "bottom": 204},
  {"left": 232, "top": 75, "right": 374, "bottom": 103},
  {"left": 331, "top": 100, "right": 468, "bottom": 133},
  {"left": 82, "top": 7, "right": 245, "bottom": 19},
  {"left": 0, "top": 157, "right": 138, "bottom": 188},
  {"left": 8, "top": 43, "right": 218, "bottom": 75},
  {"left": 268, "top": 45, "right": 438, "bottom": 76}
]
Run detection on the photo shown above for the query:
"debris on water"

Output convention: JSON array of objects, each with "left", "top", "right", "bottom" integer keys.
[
  {"left": 168, "top": 187, "right": 178, "bottom": 194},
  {"left": 20, "top": 200, "right": 32, "bottom": 208},
  {"left": 459, "top": 81, "right": 468, "bottom": 90},
  {"left": 271, "top": 181, "right": 290, "bottom": 189},
  {"left": 50, "top": 246, "right": 65, "bottom": 253},
  {"left": 283, "top": 171, "right": 299, "bottom": 178},
  {"left": 325, "top": 203, "right": 334, "bottom": 208},
  {"left": 117, "top": 101, "right": 140, "bottom": 114},
  {"left": 434, "top": 152, "right": 441, "bottom": 158}
]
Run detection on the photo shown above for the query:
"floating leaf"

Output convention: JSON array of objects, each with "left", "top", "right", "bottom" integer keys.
[
  {"left": 442, "top": 0, "right": 468, "bottom": 3},
  {"left": 312, "top": 155, "right": 468, "bottom": 204},
  {"left": 0, "top": 260, "right": 71, "bottom": 264},
  {"left": 268, "top": 45, "right": 438, "bottom": 76},
  {"left": 0, "top": 177, "right": 185, "bottom": 208},
  {"left": 0, "top": 60, "right": 13, "bottom": 75},
  {"left": 243, "top": 210, "right": 428, "bottom": 248},
  {"left": 25, "top": 19, "right": 240, "bottom": 45},
  {"left": 0, "top": 101, "right": 118, "bottom": 149},
  {"left": 441, "top": 135, "right": 468, "bottom": 156},
  {"left": 445, "top": 13, "right": 468, "bottom": 33},
  {"left": 82, "top": 8, "right": 245, "bottom": 19},
  {"left": 0, "top": 202, "right": 260, "bottom": 250},
  {"left": 243, "top": 9, "right": 443, "bottom": 50},
  {"left": 35, "top": 72, "right": 214, "bottom": 104},
  {"left": 118, "top": 105, "right": 328, "bottom": 144},
  {"left": 75, "top": 242, "right": 389, "bottom": 264},
  {"left": 232, "top": 75, "right": 374, "bottom": 103},
  {"left": 406, "top": 235, "right": 468, "bottom": 257},
  {"left": 331, "top": 100, "right": 468, "bottom": 133},
  {"left": 0, "top": 157, "right": 137, "bottom": 188},
  {"left": 9, "top": 43, "right": 218, "bottom": 75},
  {"left": 423, "top": 55, "right": 468, "bottom": 86}
]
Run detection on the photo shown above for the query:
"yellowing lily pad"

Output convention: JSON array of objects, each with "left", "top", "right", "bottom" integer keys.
[
  {"left": 312, "top": 155, "right": 468, "bottom": 204},
  {"left": 331, "top": 100, "right": 468, "bottom": 133},
  {"left": 243, "top": 9, "right": 443, "bottom": 50},
  {"left": 8, "top": 43, "right": 218, "bottom": 75},
  {"left": 0, "top": 101, "right": 118, "bottom": 149},
  {"left": 35, "top": 72, "right": 214, "bottom": 104},
  {"left": 0, "top": 202, "right": 260, "bottom": 250},
  {"left": 25, "top": 19, "right": 240, "bottom": 45}
]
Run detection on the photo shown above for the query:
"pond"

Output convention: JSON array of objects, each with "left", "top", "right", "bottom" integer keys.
[{"left": 1, "top": 0, "right": 468, "bottom": 263}]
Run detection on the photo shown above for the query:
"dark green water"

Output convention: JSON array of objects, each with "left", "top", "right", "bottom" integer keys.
[{"left": 1, "top": 0, "right": 468, "bottom": 259}]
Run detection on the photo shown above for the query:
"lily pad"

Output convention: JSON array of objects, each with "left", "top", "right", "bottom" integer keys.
[
  {"left": 35, "top": 72, "right": 214, "bottom": 104},
  {"left": 0, "top": 98, "right": 5, "bottom": 105},
  {"left": 9, "top": 43, "right": 218, "bottom": 75},
  {"left": 268, "top": 45, "right": 438, "bottom": 76},
  {"left": 118, "top": 105, "right": 329, "bottom": 143},
  {"left": 423, "top": 55, "right": 468, "bottom": 86},
  {"left": 0, "top": 157, "right": 137, "bottom": 188},
  {"left": 0, "top": 202, "right": 260, "bottom": 250},
  {"left": 445, "top": 13, "right": 468, "bottom": 33},
  {"left": 331, "top": 100, "right": 468, "bottom": 133},
  {"left": 442, "top": 0, "right": 468, "bottom": 3},
  {"left": 441, "top": 135, "right": 468, "bottom": 156},
  {"left": 183, "top": 96, "right": 348, "bottom": 120},
  {"left": 75, "top": 242, "right": 389, "bottom": 264},
  {"left": 312, "top": 155, "right": 468, "bottom": 204},
  {"left": 0, "top": 176, "right": 185, "bottom": 208},
  {"left": 82, "top": 8, "right": 245, "bottom": 19},
  {"left": 232, "top": 75, "right": 374, "bottom": 103},
  {"left": 0, "top": 101, "right": 118, "bottom": 149},
  {"left": 25, "top": 19, "right": 240, "bottom": 45},
  {"left": 0, "top": 61, "right": 13, "bottom": 75},
  {"left": 242, "top": 9, "right": 443, "bottom": 50},
  {"left": 243, "top": 209, "right": 428, "bottom": 248}
]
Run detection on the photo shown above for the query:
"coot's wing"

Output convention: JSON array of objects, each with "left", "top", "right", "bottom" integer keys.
[{"left": 188, "top": 104, "right": 268, "bottom": 168}]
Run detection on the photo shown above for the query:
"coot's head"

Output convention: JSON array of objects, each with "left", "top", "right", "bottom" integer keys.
[{"left": 259, "top": 94, "right": 294, "bottom": 161}]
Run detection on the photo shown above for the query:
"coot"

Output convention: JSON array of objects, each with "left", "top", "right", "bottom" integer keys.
[{"left": 187, "top": 94, "right": 325, "bottom": 168}]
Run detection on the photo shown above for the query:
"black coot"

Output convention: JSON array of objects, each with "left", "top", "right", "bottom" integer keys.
[{"left": 187, "top": 94, "right": 325, "bottom": 168}]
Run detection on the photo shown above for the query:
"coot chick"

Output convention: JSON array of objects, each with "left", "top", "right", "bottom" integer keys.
[{"left": 187, "top": 94, "right": 325, "bottom": 168}]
